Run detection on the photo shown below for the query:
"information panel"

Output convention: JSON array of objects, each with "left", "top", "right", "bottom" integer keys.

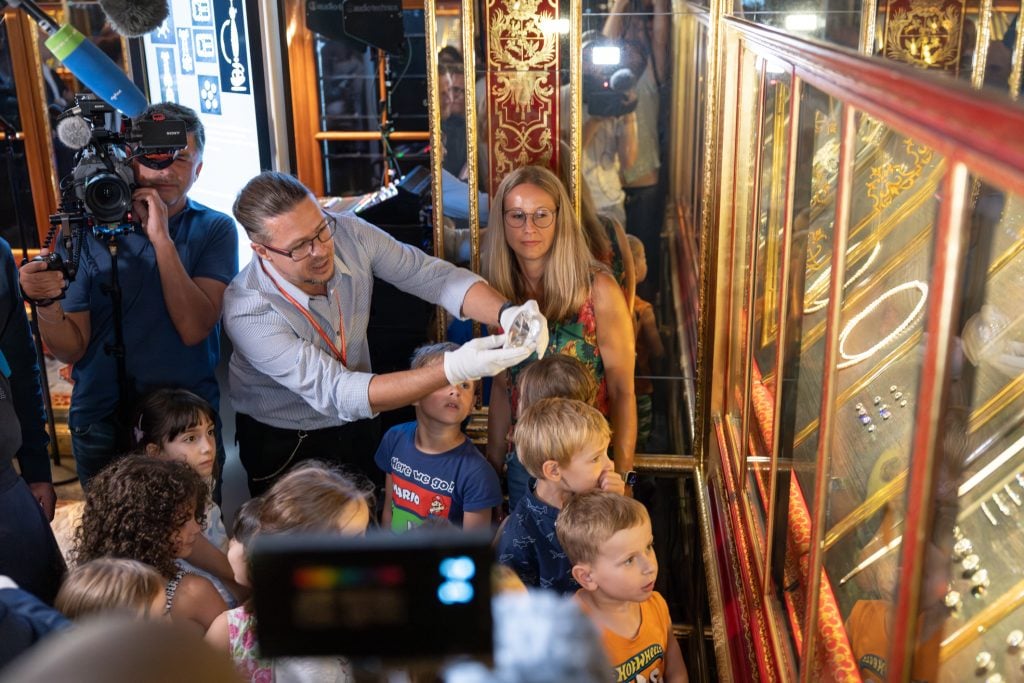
[{"left": 142, "top": 0, "right": 267, "bottom": 268}]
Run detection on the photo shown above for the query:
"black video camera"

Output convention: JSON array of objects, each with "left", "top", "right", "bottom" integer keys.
[
  {"left": 29, "top": 95, "right": 188, "bottom": 300},
  {"left": 57, "top": 94, "right": 187, "bottom": 229},
  {"left": 581, "top": 33, "right": 645, "bottom": 118}
]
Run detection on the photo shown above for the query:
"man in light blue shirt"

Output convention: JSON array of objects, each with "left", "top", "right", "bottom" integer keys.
[{"left": 224, "top": 171, "right": 538, "bottom": 495}]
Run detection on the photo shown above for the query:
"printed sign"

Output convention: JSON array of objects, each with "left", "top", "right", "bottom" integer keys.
[{"left": 213, "top": 0, "right": 251, "bottom": 94}]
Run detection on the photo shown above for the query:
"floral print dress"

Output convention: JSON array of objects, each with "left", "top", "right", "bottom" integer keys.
[{"left": 227, "top": 605, "right": 273, "bottom": 682}]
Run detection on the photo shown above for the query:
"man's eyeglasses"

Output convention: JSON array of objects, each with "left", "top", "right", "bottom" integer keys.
[
  {"left": 260, "top": 213, "right": 338, "bottom": 262},
  {"left": 503, "top": 208, "right": 556, "bottom": 229}
]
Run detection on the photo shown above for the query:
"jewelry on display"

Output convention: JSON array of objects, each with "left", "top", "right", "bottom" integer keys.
[
  {"left": 962, "top": 554, "right": 981, "bottom": 574},
  {"left": 803, "top": 242, "right": 882, "bottom": 314},
  {"left": 879, "top": 405, "right": 892, "bottom": 420},
  {"left": 993, "top": 492, "right": 1012, "bottom": 517},
  {"left": 944, "top": 590, "right": 962, "bottom": 611},
  {"left": 837, "top": 281, "right": 929, "bottom": 369},
  {"left": 982, "top": 501, "right": 999, "bottom": 526},
  {"left": 953, "top": 537, "right": 974, "bottom": 559},
  {"left": 885, "top": 386, "right": 910, "bottom": 409},
  {"left": 1008, "top": 630, "right": 1024, "bottom": 650},
  {"left": 873, "top": 395, "right": 882, "bottom": 405},
  {"left": 868, "top": 424, "right": 876, "bottom": 432},
  {"left": 986, "top": 674, "right": 1005, "bottom": 683},
  {"left": 972, "top": 569, "right": 991, "bottom": 591},
  {"left": 977, "top": 651, "right": 995, "bottom": 672},
  {"left": 1005, "top": 484, "right": 1022, "bottom": 507}
]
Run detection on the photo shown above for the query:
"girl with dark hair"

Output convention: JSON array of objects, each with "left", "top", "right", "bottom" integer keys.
[
  {"left": 73, "top": 456, "right": 227, "bottom": 632},
  {"left": 133, "top": 388, "right": 247, "bottom": 607},
  {"left": 133, "top": 388, "right": 225, "bottom": 549}
]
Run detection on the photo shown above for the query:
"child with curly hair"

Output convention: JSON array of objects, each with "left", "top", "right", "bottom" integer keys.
[
  {"left": 206, "top": 461, "right": 372, "bottom": 681},
  {"left": 73, "top": 456, "right": 227, "bottom": 633},
  {"left": 55, "top": 558, "right": 166, "bottom": 620},
  {"left": 133, "top": 388, "right": 224, "bottom": 546},
  {"left": 133, "top": 388, "right": 246, "bottom": 605}
]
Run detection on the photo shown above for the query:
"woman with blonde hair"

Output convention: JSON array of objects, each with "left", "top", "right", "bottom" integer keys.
[{"left": 484, "top": 165, "right": 636, "bottom": 499}]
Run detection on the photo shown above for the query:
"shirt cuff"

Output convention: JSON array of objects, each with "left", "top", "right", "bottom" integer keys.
[
  {"left": 338, "top": 370, "right": 378, "bottom": 422},
  {"left": 441, "top": 269, "right": 486, "bottom": 321}
]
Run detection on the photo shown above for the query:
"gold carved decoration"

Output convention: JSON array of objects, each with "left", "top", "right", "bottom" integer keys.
[
  {"left": 809, "top": 139, "right": 840, "bottom": 212},
  {"left": 866, "top": 138, "right": 935, "bottom": 212},
  {"left": 805, "top": 226, "right": 829, "bottom": 272},
  {"left": 485, "top": 0, "right": 561, "bottom": 186},
  {"left": 486, "top": 0, "right": 557, "bottom": 71},
  {"left": 883, "top": 0, "right": 965, "bottom": 70}
]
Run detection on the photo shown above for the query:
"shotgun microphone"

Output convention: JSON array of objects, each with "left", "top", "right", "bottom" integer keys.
[
  {"left": 3, "top": 0, "right": 148, "bottom": 117},
  {"left": 45, "top": 25, "right": 148, "bottom": 117}
]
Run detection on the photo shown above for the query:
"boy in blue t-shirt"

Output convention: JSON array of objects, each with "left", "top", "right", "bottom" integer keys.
[
  {"left": 375, "top": 342, "right": 502, "bottom": 532},
  {"left": 496, "top": 398, "right": 625, "bottom": 594}
]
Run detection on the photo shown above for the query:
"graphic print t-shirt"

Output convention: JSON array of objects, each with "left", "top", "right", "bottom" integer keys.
[
  {"left": 374, "top": 422, "right": 502, "bottom": 532},
  {"left": 578, "top": 590, "right": 672, "bottom": 683}
]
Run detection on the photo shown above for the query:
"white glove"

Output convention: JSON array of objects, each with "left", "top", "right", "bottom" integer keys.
[
  {"left": 443, "top": 334, "right": 533, "bottom": 384},
  {"left": 499, "top": 299, "right": 550, "bottom": 359}
]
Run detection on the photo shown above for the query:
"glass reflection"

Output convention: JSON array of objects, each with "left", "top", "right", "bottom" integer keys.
[
  {"left": 820, "top": 115, "right": 944, "bottom": 674},
  {"left": 927, "top": 180, "right": 1024, "bottom": 675}
]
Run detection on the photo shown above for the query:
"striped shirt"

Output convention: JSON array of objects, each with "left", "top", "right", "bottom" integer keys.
[{"left": 223, "top": 212, "right": 482, "bottom": 430}]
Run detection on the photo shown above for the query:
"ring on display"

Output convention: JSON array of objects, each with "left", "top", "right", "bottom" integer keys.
[{"left": 837, "top": 280, "right": 929, "bottom": 369}]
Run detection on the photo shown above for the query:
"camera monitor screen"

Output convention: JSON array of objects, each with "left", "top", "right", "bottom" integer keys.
[{"left": 250, "top": 530, "right": 493, "bottom": 661}]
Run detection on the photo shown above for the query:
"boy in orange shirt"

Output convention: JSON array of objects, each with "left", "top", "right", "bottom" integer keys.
[{"left": 558, "top": 490, "right": 688, "bottom": 683}]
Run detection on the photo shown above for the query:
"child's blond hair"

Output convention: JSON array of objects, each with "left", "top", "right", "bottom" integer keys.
[
  {"left": 55, "top": 558, "right": 166, "bottom": 620},
  {"left": 516, "top": 355, "right": 598, "bottom": 411},
  {"left": 556, "top": 490, "right": 649, "bottom": 566},
  {"left": 260, "top": 461, "right": 373, "bottom": 535},
  {"left": 514, "top": 398, "right": 610, "bottom": 479}
]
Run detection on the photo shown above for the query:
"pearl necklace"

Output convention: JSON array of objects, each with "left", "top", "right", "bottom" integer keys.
[
  {"left": 804, "top": 242, "right": 882, "bottom": 314},
  {"left": 837, "top": 280, "right": 929, "bottom": 369}
]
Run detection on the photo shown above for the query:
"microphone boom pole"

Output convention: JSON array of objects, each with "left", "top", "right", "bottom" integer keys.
[{"left": 1, "top": 0, "right": 60, "bottom": 35}]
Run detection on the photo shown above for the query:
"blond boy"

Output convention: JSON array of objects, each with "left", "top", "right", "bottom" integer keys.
[
  {"left": 503, "top": 354, "right": 599, "bottom": 509},
  {"left": 496, "top": 398, "right": 624, "bottom": 594},
  {"left": 558, "top": 490, "right": 688, "bottom": 683}
]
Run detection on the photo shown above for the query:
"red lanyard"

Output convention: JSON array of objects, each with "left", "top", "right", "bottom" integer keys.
[{"left": 260, "top": 260, "right": 347, "bottom": 366}]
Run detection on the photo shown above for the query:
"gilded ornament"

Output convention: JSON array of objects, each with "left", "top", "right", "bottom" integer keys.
[
  {"left": 866, "top": 138, "right": 935, "bottom": 212},
  {"left": 883, "top": 0, "right": 965, "bottom": 70}
]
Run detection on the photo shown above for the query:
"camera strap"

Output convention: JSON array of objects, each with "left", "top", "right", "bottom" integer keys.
[{"left": 259, "top": 259, "right": 347, "bottom": 366}]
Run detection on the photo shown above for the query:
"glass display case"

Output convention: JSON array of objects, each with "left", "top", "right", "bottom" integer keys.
[{"left": 694, "top": 16, "right": 1024, "bottom": 682}]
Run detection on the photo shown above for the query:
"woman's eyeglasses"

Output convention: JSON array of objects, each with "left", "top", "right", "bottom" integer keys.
[
  {"left": 261, "top": 213, "right": 338, "bottom": 261},
  {"left": 503, "top": 208, "right": 556, "bottom": 229}
]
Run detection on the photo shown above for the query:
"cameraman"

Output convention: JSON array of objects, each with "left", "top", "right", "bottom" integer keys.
[
  {"left": 604, "top": 0, "right": 669, "bottom": 299},
  {"left": 573, "top": 33, "right": 639, "bottom": 227},
  {"left": 19, "top": 102, "right": 238, "bottom": 487}
]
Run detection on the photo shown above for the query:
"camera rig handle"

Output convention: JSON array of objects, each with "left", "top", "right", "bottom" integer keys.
[{"left": 20, "top": 203, "right": 85, "bottom": 307}]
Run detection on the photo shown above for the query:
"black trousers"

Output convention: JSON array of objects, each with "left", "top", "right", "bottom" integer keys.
[{"left": 235, "top": 413, "right": 382, "bottom": 498}]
